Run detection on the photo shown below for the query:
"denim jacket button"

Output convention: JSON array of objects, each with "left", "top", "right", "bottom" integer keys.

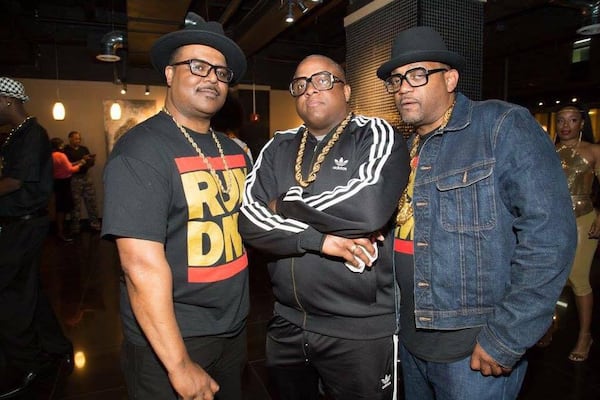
[
  {"left": 418, "top": 316, "right": 432, "bottom": 322},
  {"left": 417, "top": 281, "right": 429, "bottom": 288}
]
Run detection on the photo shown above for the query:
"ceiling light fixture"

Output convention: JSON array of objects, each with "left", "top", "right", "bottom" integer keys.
[
  {"left": 97, "top": 30, "right": 126, "bottom": 62},
  {"left": 297, "top": 1, "right": 309, "bottom": 13},
  {"left": 577, "top": 1, "right": 600, "bottom": 35},
  {"left": 285, "top": 1, "right": 295, "bottom": 23},
  {"left": 52, "top": 42, "right": 65, "bottom": 121},
  {"left": 110, "top": 101, "right": 122, "bottom": 120},
  {"left": 144, "top": 85, "right": 150, "bottom": 95},
  {"left": 120, "top": 83, "right": 127, "bottom": 95}
]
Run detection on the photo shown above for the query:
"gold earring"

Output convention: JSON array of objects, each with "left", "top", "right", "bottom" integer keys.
[{"left": 6, "top": 102, "right": 11, "bottom": 106}]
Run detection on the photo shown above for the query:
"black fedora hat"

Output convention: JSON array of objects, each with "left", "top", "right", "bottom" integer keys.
[
  {"left": 151, "top": 13, "right": 247, "bottom": 84},
  {"left": 377, "top": 26, "right": 465, "bottom": 80}
]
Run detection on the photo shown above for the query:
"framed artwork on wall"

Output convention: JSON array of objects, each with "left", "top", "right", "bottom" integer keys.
[{"left": 103, "top": 100, "right": 157, "bottom": 154}]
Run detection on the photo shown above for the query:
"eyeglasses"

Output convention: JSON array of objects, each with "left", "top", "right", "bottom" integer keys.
[
  {"left": 169, "top": 59, "right": 234, "bottom": 83},
  {"left": 384, "top": 67, "right": 448, "bottom": 94},
  {"left": 289, "top": 71, "right": 345, "bottom": 97}
]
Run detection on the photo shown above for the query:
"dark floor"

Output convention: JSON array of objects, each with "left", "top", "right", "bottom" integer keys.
[{"left": 4, "top": 226, "right": 600, "bottom": 399}]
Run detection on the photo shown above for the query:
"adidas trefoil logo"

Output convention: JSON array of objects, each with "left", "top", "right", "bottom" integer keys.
[
  {"left": 380, "top": 373, "right": 392, "bottom": 390},
  {"left": 333, "top": 156, "right": 348, "bottom": 171}
]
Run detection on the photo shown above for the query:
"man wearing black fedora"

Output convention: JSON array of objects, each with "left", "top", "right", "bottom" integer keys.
[
  {"left": 377, "top": 26, "right": 576, "bottom": 399},
  {"left": 102, "top": 13, "right": 251, "bottom": 400}
]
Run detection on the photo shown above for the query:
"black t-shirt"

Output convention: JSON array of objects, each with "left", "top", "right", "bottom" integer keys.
[
  {"left": 394, "top": 131, "right": 480, "bottom": 362},
  {"left": 102, "top": 112, "right": 251, "bottom": 346},
  {"left": 0, "top": 118, "right": 53, "bottom": 216},
  {"left": 64, "top": 144, "right": 90, "bottom": 175}
]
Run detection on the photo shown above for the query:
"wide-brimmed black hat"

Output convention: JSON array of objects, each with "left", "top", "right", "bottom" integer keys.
[
  {"left": 150, "top": 13, "right": 247, "bottom": 84},
  {"left": 377, "top": 26, "right": 466, "bottom": 80}
]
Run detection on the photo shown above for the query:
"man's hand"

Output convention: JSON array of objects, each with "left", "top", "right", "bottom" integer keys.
[
  {"left": 168, "top": 360, "right": 220, "bottom": 400},
  {"left": 470, "top": 343, "right": 512, "bottom": 376},
  {"left": 322, "top": 234, "right": 378, "bottom": 269}
]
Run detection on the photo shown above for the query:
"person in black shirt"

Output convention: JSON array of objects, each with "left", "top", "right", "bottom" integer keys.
[
  {"left": 63, "top": 130, "right": 100, "bottom": 233},
  {"left": 0, "top": 77, "right": 73, "bottom": 397}
]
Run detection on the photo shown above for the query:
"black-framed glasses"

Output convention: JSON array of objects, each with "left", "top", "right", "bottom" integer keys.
[
  {"left": 169, "top": 59, "right": 234, "bottom": 83},
  {"left": 384, "top": 67, "right": 448, "bottom": 94},
  {"left": 289, "top": 71, "right": 345, "bottom": 97}
]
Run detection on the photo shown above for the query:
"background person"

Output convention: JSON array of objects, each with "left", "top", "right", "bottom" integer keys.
[
  {"left": 377, "top": 26, "right": 577, "bottom": 399},
  {"left": 63, "top": 130, "right": 100, "bottom": 233},
  {"left": 101, "top": 14, "right": 250, "bottom": 400},
  {"left": 554, "top": 104, "right": 600, "bottom": 361},
  {"left": 240, "top": 54, "right": 409, "bottom": 400},
  {"left": 0, "top": 77, "right": 73, "bottom": 398},
  {"left": 50, "top": 137, "right": 87, "bottom": 242}
]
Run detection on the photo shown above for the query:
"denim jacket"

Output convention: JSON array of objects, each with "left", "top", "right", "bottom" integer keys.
[{"left": 411, "top": 92, "right": 576, "bottom": 367}]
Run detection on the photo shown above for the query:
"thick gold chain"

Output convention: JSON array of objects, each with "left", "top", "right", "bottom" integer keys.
[
  {"left": 1, "top": 116, "right": 34, "bottom": 175},
  {"left": 2, "top": 116, "right": 33, "bottom": 149},
  {"left": 162, "top": 107, "right": 233, "bottom": 194},
  {"left": 294, "top": 112, "right": 353, "bottom": 188},
  {"left": 396, "top": 101, "right": 455, "bottom": 226}
]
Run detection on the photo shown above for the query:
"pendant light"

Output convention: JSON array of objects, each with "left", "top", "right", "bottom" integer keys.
[
  {"left": 250, "top": 82, "right": 260, "bottom": 123},
  {"left": 110, "top": 101, "right": 122, "bottom": 120},
  {"left": 250, "top": 59, "right": 260, "bottom": 123},
  {"left": 52, "top": 42, "right": 65, "bottom": 120}
]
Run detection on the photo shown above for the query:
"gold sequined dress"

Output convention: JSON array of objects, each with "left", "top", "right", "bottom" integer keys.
[{"left": 557, "top": 144, "right": 596, "bottom": 296}]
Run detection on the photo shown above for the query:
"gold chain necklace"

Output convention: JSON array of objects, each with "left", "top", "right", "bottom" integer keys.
[
  {"left": 294, "top": 112, "right": 353, "bottom": 187},
  {"left": 2, "top": 116, "right": 33, "bottom": 149},
  {"left": 396, "top": 101, "right": 455, "bottom": 225},
  {"left": 1, "top": 116, "right": 33, "bottom": 175},
  {"left": 162, "top": 107, "right": 233, "bottom": 194}
]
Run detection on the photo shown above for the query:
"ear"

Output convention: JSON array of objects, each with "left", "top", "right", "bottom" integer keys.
[
  {"left": 445, "top": 69, "right": 459, "bottom": 93},
  {"left": 165, "top": 66, "right": 174, "bottom": 87},
  {"left": 343, "top": 84, "right": 351, "bottom": 103}
]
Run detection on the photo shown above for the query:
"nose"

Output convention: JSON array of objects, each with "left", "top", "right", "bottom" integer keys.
[
  {"left": 205, "top": 67, "right": 219, "bottom": 82},
  {"left": 398, "top": 77, "right": 413, "bottom": 94},
  {"left": 304, "top": 79, "right": 319, "bottom": 95}
]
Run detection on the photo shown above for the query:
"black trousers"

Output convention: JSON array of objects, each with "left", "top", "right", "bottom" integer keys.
[
  {"left": 122, "top": 327, "right": 247, "bottom": 400},
  {"left": 266, "top": 315, "right": 394, "bottom": 400},
  {"left": 0, "top": 216, "right": 72, "bottom": 372}
]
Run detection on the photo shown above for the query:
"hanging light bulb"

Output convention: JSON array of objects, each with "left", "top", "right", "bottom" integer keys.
[
  {"left": 250, "top": 82, "right": 260, "bottom": 123},
  {"left": 110, "top": 102, "right": 122, "bottom": 120},
  {"left": 144, "top": 85, "right": 150, "bottom": 95},
  {"left": 52, "top": 41, "right": 65, "bottom": 120},
  {"left": 53, "top": 101, "right": 65, "bottom": 120},
  {"left": 120, "top": 83, "right": 127, "bottom": 95}
]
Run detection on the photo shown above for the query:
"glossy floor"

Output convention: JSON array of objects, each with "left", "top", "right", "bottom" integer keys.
[{"left": 6, "top": 228, "right": 600, "bottom": 399}]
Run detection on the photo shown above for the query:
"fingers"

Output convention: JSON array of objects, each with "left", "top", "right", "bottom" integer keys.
[
  {"left": 353, "top": 244, "right": 377, "bottom": 267},
  {"left": 470, "top": 352, "right": 512, "bottom": 376},
  {"left": 321, "top": 234, "right": 379, "bottom": 269}
]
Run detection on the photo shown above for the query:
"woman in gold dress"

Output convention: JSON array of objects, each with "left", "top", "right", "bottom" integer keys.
[{"left": 555, "top": 104, "right": 600, "bottom": 361}]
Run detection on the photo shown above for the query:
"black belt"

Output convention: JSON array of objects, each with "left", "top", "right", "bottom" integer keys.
[{"left": 0, "top": 209, "right": 48, "bottom": 225}]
